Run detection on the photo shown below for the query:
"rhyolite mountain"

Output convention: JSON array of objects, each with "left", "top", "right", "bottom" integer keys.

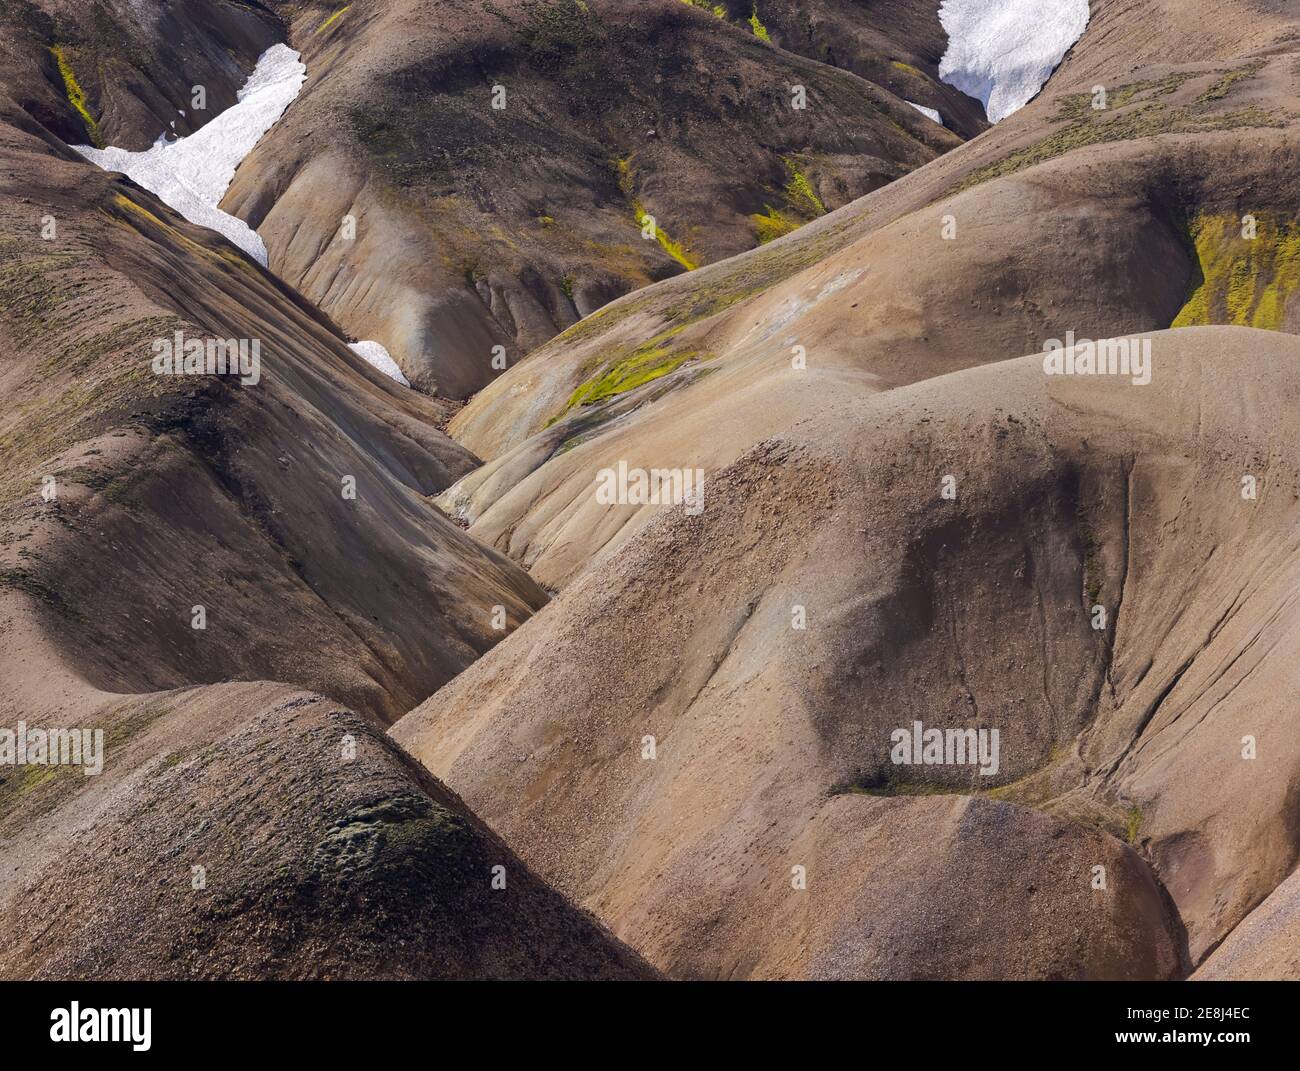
[
  {"left": 223, "top": 0, "right": 983, "bottom": 396},
  {"left": 1, "top": 0, "right": 984, "bottom": 396},
  {"left": 441, "top": 0, "right": 1300, "bottom": 588},
  {"left": 397, "top": 0, "right": 1300, "bottom": 978},
  {"left": 3, "top": 0, "right": 1300, "bottom": 982},
  {"left": 0, "top": 1, "right": 648, "bottom": 979}
]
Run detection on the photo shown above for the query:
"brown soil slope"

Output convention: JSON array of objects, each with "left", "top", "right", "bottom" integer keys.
[
  {"left": 0, "top": 66, "right": 651, "bottom": 978},
  {"left": 0, "top": 673, "right": 654, "bottom": 979},
  {"left": 220, "top": 0, "right": 972, "bottom": 396},
  {"left": 396, "top": 327, "right": 1300, "bottom": 979},
  {"left": 0, "top": 96, "right": 546, "bottom": 727},
  {"left": 735, "top": 0, "right": 988, "bottom": 139},
  {"left": 1194, "top": 865, "right": 1300, "bottom": 981},
  {"left": 436, "top": 0, "right": 1300, "bottom": 589}
]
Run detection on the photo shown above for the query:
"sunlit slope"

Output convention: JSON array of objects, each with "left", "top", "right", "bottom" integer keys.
[
  {"left": 397, "top": 328, "right": 1300, "bottom": 978},
  {"left": 437, "top": 2, "right": 1300, "bottom": 590}
]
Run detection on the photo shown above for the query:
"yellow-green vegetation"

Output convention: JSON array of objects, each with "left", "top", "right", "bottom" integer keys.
[
  {"left": 890, "top": 60, "right": 922, "bottom": 76},
  {"left": 50, "top": 45, "right": 103, "bottom": 148},
  {"left": 1173, "top": 213, "right": 1300, "bottom": 330},
  {"left": 749, "top": 4, "right": 771, "bottom": 42},
  {"left": 0, "top": 703, "right": 170, "bottom": 821},
  {"left": 635, "top": 206, "right": 697, "bottom": 270},
  {"left": 553, "top": 208, "right": 862, "bottom": 352},
  {"left": 782, "top": 157, "right": 826, "bottom": 217},
  {"left": 0, "top": 246, "right": 79, "bottom": 336},
  {"left": 969, "top": 68, "right": 1277, "bottom": 190},
  {"left": 617, "top": 157, "right": 698, "bottom": 271},
  {"left": 981, "top": 746, "right": 1066, "bottom": 809},
  {"left": 0, "top": 314, "right": 174, "bottom": 507},
  {"left": 316, "top": 4, "right": 351, "bottom": 34},
  {"left": 1196, "top": 60, "right": 1264, "bottom": 105},
  {"left": 751, "top": 206, "right": 800, "bottom": 244},
  {"left": 565, "top": 335, "right": 700, "bottom": 409},
  {"left": 1126, "top": 805, "right": 1143, "bottom": 845},
  {"left": 957, "top": 102, "right": 1283, "bottom": 192},
  {"left": 1051, "top": 72, "right": 1191, "bottom": 122},
  {"left": 0, "top": 567, "right": 63, "bottom": 608},
  {"left": 750, "top": 158, "right": 825, "bottom": 244},
  {"left": 0, "top": 761, "right": 58, "bottom": 824},
  {"left": 114, "top": 192, "right": 168, "bottom": 228},
  {"left": 680, "top": 0, "right": 727, "bottom": 16},
  {"left": 110, "top": 193, "right": 259, "bottom": 280},
  {"left": 503, "top": 0, "right": 599, "bottom": 65},
  {"left": 0, "top": 224, "right": 185, "bottom": 509}
]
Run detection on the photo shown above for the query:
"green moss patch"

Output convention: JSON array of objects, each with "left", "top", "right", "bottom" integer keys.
[
  {"left": 0, "top": 704, "right": 169, "bottom": 824},
  {"left": 565, "top": 340, "right": 699, "bottom": 409},
  {"left": 551, "top": 207, "right": 861, "bottom": 359},
  {"left": 50, "top": 44, "right": 103, "bottom": 148},
  {"left": 749, "top": 157, "right": 825, "bottom": 244},
  {"left": 0, "top": 567, "right": 63, "bottom": 609},
  {"left": 1051, "top": 72, "right": 1192, "bottom": 123},
  {"left": 1173, "top": 213, "right": 1300, "bottom": 330},
  {"left": 634, "top": 205, "right": 697, "bottom": 270},
  {"left": 310, "top": 792, "right": 486, "bottom": 901},
  {"left": 0, "top": 229, "right": 182, "bottom": 509},
  {"left": 494, "top": 0, "right": 599, "bottom": 68},
  {"left": 782, "top": 156, "right": 826, "bottom": 217},
  {"left": 752, "top": 206, "right": 800, "bottom": 244},
  {"left": 1125, "top": 804, "right": 1144, "bottom": 844},
  {"left": 617, "top": 157, "right": 698, "bottom": 271},
  {"left": 0, "top": 246, "right": 81, "bottom": 336},
  {"left": 1196, "top": 60, "right": 1265, "bottom": 106},
  {"left": 680, "top": 0, "right": 726, "bottom": 17},
  {"left": 958, "top": 103, "right": 1283, "bottom": 192},
  {"left": 316, "top": 4, "right": 351, "bottom": 34}
]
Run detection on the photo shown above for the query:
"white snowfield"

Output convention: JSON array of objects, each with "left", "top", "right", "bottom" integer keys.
[
  {"left": 74, "top": 44, "right": 305, "bottom": 265},
  {"left": 74, "top": 45, "right": 412, "bottom": 388},
  {"left": 349, "top": 341, "right": 411, "bottom": 387},
  {"left": 938, "top": 0, "right": 1090, "bottom": 123},
  {"left": 906, "top": 101, "right": 945, "bottom": 126}
]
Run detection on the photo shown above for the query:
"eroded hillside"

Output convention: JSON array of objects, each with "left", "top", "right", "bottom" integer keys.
[
  {"left": 2, "top": 0, "right": 1300, "bottom": 984},
  {"left": 0, "top": 5, "right": 647, "bottom": 978},
  {"left": 438, "top": 0, "right": 1300, "bottom": 589},
  {"left": 219, "top": 0, "right": 982, "bottom": 395}
]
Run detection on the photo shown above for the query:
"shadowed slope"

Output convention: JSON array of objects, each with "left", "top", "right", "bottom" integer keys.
[
  {"left": 0, "top": 71, "right": 651, "bottom": 979},
  {"left": 0, "top": 680, "right": 655, "bottom": 980},
  {"left": 222, "top": 0, "right": 972, "bottom": 395},
  {"left": 0, "top": 98, "right": 545, "bottom": 725},
  {"left": 0, "top": 0, "right": 283, "bottom": 149}
]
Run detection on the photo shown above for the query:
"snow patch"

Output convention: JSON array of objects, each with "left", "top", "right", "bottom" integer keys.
[
  {"left": 349, "top": 341, "right": 411, "bottom": 387},
  {"left": 906, "top": 101, "right": 944, "bottom": 126},
  {"left": 73, "top": 46, "right": 408, "bottom": 389},
  {"left": 938, "top": 0, "right": 1090, "bottom": 123},
  {"left": 73, "top": 44, "right": 307, "bottom": 265}
]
